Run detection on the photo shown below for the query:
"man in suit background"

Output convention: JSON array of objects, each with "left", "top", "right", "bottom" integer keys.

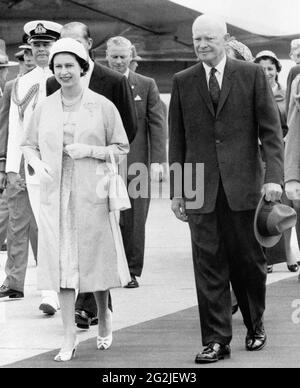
[
  {"left": 169, "top": 14, "right": 284, "bottom": 364},
  {"left": 46, "top": 22, "right": 137, "bottom": 330},
  {"left": 106, "top": 36, "right": 167, "bottom": 289},
  {"left": 286, "top": 39, "right": 300, "bottom": 113}
]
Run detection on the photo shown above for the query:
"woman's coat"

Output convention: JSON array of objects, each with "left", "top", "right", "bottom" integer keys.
[{"left": 22, "top": 88, "right": 129, "bottom": 292}]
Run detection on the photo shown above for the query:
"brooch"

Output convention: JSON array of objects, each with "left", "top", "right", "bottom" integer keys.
[{"left": 83, "top": 102, "right": 99, "bottom": 116}]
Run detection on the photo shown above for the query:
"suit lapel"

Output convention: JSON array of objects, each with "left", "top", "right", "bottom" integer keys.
[
  {"left": 193, "top": 64, "right": 215, "bottom": 117},
  {"left": 128, "top": 71, "right": 138, "bottom": 96},
  {"left": 216, "top": 58, "right": 236, "bottom": 117},
  {"left": 89, "top": 63, "right": 105, "bottom": 93}
]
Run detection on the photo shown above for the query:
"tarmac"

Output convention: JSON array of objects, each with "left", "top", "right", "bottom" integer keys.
[{"left": 0, "top": 196, "right": 300, "bottom": 368}]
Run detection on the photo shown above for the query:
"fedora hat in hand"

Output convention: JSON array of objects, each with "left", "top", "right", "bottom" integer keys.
[{"left": 254, "top": 195, "right": 297, "bottom": 248}]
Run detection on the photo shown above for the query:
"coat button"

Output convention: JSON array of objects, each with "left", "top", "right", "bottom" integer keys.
[{"left": 216, "top": 140, "right": 221, "bottom": 144}]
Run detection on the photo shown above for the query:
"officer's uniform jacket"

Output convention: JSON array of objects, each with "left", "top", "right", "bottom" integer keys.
[{"left": 6, "top": 66, "right": 52, "bottom": 185}]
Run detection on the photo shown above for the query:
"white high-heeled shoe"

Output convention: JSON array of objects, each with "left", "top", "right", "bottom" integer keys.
[
  {"left": 54, "top": 338, "right": 79, "bottom": 362},
  {"left": 97, "top": 333, "right": 113, "bottom": 350}
]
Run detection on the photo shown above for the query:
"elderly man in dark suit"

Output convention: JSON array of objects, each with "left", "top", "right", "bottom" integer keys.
[
  {"left": 169, "top": 14, "right": 284, "bottom": 364},
  {"left": 46, "top": 22, "right": 137, "bottom": 330},
  {"left": 106, "top": 36, "right": 167, "bottom": 289}
]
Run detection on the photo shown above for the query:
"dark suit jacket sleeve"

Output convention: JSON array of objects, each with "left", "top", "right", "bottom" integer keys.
[
  {"left": 146, "top": 78, "right": 167, "bottom": 164},
  {"left": 169, "top": 75, "right": 186, "bottom": 198},
  {"left": 113, "top": 76, "right": 137, "bottom": 143},
  {"left": 0, "top": 81, "right": 13, "bottom": 172},
  {"left": 255, "top": 66, "right": 284, "bottom": 186},
  {"left": 286, "top": 68, "right": 294, "bottom": 114},
  {"left": 46, "top": 76, "right": 61, "bottom": 97}
]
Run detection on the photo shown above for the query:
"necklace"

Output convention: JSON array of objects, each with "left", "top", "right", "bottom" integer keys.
[{"left": 61, "top": 91, "right": 83, "bottom": 107}]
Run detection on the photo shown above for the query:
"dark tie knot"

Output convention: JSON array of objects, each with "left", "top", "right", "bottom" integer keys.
[{"left": 210, "top": 68, "right": 217, "bottom": 76}]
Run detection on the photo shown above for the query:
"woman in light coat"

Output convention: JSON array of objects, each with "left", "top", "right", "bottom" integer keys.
[
  {"left": 21, "top": 38, "right": 130, "bottom": 362},
  {"left": 254, "top": 51, "right": 299, "bottom": 274}
]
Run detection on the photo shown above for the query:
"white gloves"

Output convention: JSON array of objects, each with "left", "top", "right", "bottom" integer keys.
[
  {"left": 285, "top": 181, "right": 300, "bottom": 201},
  {"left": 30, "top": 157, "right": 53, "bottom": 183},
  {"left": 64, "top": 143, "right": 92, "bottom": 159}
]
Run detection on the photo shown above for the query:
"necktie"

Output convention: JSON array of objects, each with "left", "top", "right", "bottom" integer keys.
[{"left": 209, "top": 67, "right": 220, "bottom": 112}]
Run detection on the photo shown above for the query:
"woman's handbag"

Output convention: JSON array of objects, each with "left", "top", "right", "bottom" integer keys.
[
  {"left": 109, "top": 211, "right": 131, "bottom": 287},
  {"left": 107, "top": 149, "right": 131, "bottom": 212},
  {"left": 107, "top": 149, "right": 131, "bottom": 286}
]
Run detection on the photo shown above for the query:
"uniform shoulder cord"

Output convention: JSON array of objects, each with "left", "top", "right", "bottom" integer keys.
[{"left": 12, "top": 76, "right": 40, "bottom": 121}]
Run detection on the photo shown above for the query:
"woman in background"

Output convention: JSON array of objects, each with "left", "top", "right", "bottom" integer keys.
[{"left": 254, "top": 51, "right": 299, "bottom": 274}]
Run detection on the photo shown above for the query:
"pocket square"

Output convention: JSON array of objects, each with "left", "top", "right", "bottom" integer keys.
[{"left": 134, "top": 95, "right": 142, "bottom": 101}]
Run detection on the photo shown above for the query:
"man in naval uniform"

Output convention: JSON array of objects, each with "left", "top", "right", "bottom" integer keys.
[{"left": 0, "top": 21, "right": 62, "bottom": 315}]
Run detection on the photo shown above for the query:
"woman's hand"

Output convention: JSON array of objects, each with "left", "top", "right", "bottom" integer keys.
[
  {"left": 30, "top": 159, "right": 53, "bottom": 183},
  {"left": 65, "top": 143, "right": 91, "bottom": 160}
]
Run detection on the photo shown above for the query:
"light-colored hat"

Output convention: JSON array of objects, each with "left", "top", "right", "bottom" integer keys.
[
  {"left": 131, "top": 45, "right": 142, "bottom": 61},
  {"left": 24, "top": 20, "right": 62, "bottom": 43},
  {"left": 0, "top": 39, "right": 19, "bottom": 68},
  {"left": 226, "top": 39, "right": 253, "bottom": 62},
  {"left": 291, "top": 39, "right": 300, "bottom": 50},
  {"left": 254, "top": 50, "right": 282, "bottom": 72},
  {"left": 48, "top": 38, "right": 88, "bottom": 64},
  {"left": 254, "top": 195, "right": 297, "bottom": 248}
]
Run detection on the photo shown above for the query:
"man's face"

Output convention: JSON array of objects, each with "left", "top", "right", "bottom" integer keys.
[
  {"left": 0, "top": 67, "right": 8, "bottom": 85},
  {"left": 31, "top": 41, "right": 54, "bottom": 68},
  {"left": 61, "top": 26, "right": 92, "bottom": 55},
  {"left": 24, "top": 49, "right": 35, "bottom": 72},
  {"left": 291, "top": 47, "right": 300, "bottom": 64},
  {"left": 193, "top": 21, "right": 226, "bottom": 67},
  {"left": 106, "top": 45, "right": 132, "bottom": 74}
]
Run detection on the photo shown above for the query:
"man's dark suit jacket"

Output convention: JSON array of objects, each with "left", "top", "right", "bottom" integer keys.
[
  {"left": 127, "top": 70, "right": 166, "bottom": 170},
  {"left": 169, "top": 57, "right": 284, "bottom": 214},
  {"left": 46, "top": 62, "right": 137, "bottom": 143},
  {"left": 286, "top": 64, "right": 300, "bottom": 114}
]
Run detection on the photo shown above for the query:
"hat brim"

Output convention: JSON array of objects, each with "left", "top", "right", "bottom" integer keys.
[
  {"left": 254, "top": 195, "right": 282, "bottom": 248},
  {"left": 0, "top": 61, "right": 19, "bottom": 67}
]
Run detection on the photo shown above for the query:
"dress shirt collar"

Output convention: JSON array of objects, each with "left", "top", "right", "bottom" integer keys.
[
  {"left": 202, "top": 55, "right": 227, "bottom": 87},
  {"left": 124, "top": 68, "right": 130, "bottom": 79}
]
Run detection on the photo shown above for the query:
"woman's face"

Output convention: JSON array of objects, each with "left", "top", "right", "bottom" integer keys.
[
  {"left": 53, "top": 53, "right": 82, "bottom": 89},
  {"left": 258, "top": 59, "right": 277, "bottom": 86}
]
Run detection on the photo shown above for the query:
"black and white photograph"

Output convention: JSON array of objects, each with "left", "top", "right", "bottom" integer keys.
[{"left": 0, "top": 0, "right": 300, "bottom": 371}]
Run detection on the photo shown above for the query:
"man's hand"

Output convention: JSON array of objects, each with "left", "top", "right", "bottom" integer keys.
[
  {"left": 261, "top": 183, "right": 282, "bottom": 202},
  {"left": 150, "top": 163, "right": 164, "bottom": 182},
  {"left": 171, "top": 197, "right": 188, "bottom": 222},
  {"left": 7, "top": 172, "right": 26, "bottom": 191},
  {"left": 285, "top": 181, "right": 300, "bottom": 201},
  {"left": 65, "top": 143, "right": 91, "bottom": 160},
  {"left": 0, "top": 172, "right": 7, "bottom": 191}
]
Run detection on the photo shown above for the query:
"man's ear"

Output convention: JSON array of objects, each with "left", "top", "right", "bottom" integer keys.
[
  {"left": 88, "top": 38, "right": 93, "bottom": 50},
  {"left": 224, "top": 33, "right": 231, "bottom": 42}
]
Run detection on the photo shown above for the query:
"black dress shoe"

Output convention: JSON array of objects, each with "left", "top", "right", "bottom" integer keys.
[
  {"left": 75, "top": 310, "right": 93, "bottom": 329},
  {"left": 0, "top": 285, "right": 24, "bottom": 299},
  {"left": 124, "top": 275, "right": 139, "bottom": 289},
  {"left": 245, "top": 329, "right": 267, "bottom": 351},
  {"left": 287, "top": 264, "right": 299, "bottom": 273},
  {"left": 1, "top": 242, "right": 7, "bottom": 251},
  {"left": 232, "top": 304, "right": 239, "bottom": 315},
  {"left": 195, "top": 343, "right": 231, "bottom": 364}
]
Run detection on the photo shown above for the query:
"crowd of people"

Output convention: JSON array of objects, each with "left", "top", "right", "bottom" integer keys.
[{"left": 0, "top": 13, "right": 299, "bottom": 365}]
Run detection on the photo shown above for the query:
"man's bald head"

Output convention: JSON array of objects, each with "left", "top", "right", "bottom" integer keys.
[
  {"left": 192, "top": 14, "right": 227, "bottom": 38},
  {"left": 192, "top": 14, "right": 229, "bottom": 67}
]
